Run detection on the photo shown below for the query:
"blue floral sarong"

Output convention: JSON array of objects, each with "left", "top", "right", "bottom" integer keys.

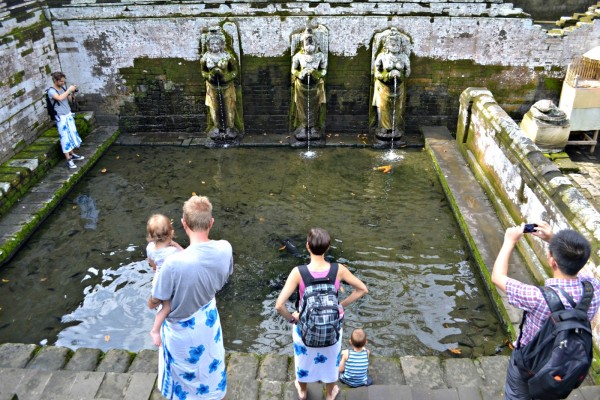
[
  {"left": 293, "top": 324, "right": 342, "bottom": 384},
  {"left": 56, "top": 113, "right": 82, "bottom": 153},
  {"left": 158, "top": 298, "right": 227, "bottom": 400}
]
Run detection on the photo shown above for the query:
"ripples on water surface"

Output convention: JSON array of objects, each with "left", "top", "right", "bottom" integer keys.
[{"left": 0, "top": 147, "right": 509, "bottom": 357}]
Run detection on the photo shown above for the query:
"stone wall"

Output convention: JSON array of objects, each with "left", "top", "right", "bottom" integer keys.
[
  {"left": 0, "top": 1, "right": 60, "bottom": 163},
  {"left": 455, "top": 87, "right": 600, "bottom": 348},
  {"left": 1, "top": 1, "right": 599, "bottom": 157},
  {"left": 42, "top": 2, "right": 599, "bottom": 138}
]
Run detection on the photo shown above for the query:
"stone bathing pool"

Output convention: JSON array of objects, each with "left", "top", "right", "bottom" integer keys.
[{"left": 0, "top": 146, "right": 509, "bottom": 358}]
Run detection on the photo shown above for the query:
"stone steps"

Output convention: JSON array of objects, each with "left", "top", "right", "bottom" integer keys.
[{"left": 1, "top": 343, "right": 599, "bottom": 399}]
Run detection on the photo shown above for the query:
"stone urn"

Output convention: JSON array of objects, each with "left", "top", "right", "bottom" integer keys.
[{"left": 520, "top": 100, "right": 570, "bottom": 153}]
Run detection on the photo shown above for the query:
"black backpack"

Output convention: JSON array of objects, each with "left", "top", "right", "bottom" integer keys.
[
  {"left": 513, "top": 281, "right": 594, "bottom": 400},
  {"left": 297, "top": 263, "right": 342, "bottom": 348},
  {"left": 45, "top": 86, "right": 63, "bottom": 122}
]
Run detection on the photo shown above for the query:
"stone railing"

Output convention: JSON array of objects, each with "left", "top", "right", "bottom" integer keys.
[{"left": 455, "top": 86, "right": 600, "bottom": 348}]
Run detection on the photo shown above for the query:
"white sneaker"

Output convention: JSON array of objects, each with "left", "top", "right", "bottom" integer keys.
[
  {"left": 71, "top": 153, "right": 84, "bottom": 161},
  {"left": 67, "top": 160, "right": 76, "bottom": 169}
]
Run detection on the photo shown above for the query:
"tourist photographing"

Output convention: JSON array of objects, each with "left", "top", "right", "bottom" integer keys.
[
  {"left": 47, "top": 71, "right": 84, "bottom": 169},
  {"left": 339, "top": 328, "right": 373, "bottom": 388},
  {"left": 148, "top": 195, "right": 233, "bottom": 400},
  {"left": 145, "top": 213, "right": 183, "bottom": 347},
  {"left": 275, "top": 227, "right": 368, "bottom": 400},
  {"left": 491, "top": 221, "right": 600, "bottom": 400}
]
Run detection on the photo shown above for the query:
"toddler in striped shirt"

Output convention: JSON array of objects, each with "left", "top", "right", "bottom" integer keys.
[{"left": 339, "top": 328, "right": 373, "bottom": 387}]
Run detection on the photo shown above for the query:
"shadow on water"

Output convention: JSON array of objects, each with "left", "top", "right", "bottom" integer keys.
[{"left": 0, "top": 147, "right": 509, "bottom": 357}]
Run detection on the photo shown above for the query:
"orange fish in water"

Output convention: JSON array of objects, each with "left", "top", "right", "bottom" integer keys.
[{"left": 374, "top": 165, "right": 392, "bottom": 174}]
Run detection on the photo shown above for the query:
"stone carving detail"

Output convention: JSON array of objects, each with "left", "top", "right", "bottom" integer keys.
[
  {"left": 520, "top": 99, "right": 570, "bottom": 153},
  {"left": 530, "top": 100, "right": 569, "bottom": 126},
  {"left": 290, "top": 25, "right": 328, "bottom": 147},
  {"left": 370, "top": 28, "right": 411, "bottom": 148},
  {"left": 200, "top": 25, "right": 244, "bottom": 145}
]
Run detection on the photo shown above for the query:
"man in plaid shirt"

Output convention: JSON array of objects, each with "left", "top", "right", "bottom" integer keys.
[{"left": 491, "top": 221, "right": 600, "bottom": 399}]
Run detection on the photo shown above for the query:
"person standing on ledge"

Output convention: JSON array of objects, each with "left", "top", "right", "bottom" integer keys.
[
  {"left": 148, "top": 195, "right": 233, "bottom": 400},
  {"left": 491, "top": 221, "right": 600, "bottom": 399},
  {"left": 48, "top": 72, "right": 84, "bottom": 169}
]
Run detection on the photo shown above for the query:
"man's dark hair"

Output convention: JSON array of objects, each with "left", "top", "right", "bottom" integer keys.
[
  {"left": 307, "top": 227, "right": 330, "bottom": 256},
  {"left": 549, "top": 230, "right": 591, "bottom": 276},
  {"left": 51, "top": 72, "right": 66, "bottom": 83}
]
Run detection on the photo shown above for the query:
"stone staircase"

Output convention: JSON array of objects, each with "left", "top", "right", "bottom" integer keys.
[{"left": 1, "top": 343, "right": 600, "bottom": 400}]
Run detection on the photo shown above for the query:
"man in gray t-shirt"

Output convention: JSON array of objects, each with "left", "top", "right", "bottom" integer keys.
[{"left": 148, "top": 195, "right": 233, "bottom": 400}]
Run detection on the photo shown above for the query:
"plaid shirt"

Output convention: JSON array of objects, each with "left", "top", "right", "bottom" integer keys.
[{"left": 506, "top": 275, "right": 600, "bottom": 347}]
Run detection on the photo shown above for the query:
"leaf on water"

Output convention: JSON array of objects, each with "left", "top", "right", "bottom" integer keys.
[
  {"left": 101, "top": 168, "right": 107, "bottom": 173},
  {"left": 105, "top": 335, "right": 110, "bottom": 342},
  {"left": 449, "top": 348, "right": 461, "bottom": 355},
  {"left": 279, "top": 245, "right": 286, "bottom": 251},
  {"left": 116, "top": 156, "right": 120, "bottom": 160},
  {"left": 201, "top": 181, "right": 205, "bottom": 184},
  {"left": 1, "top": 279, "right": 8, "bottom": 283},
  {"left": 40, "top": 277, "right": 47, "bottom": 282},
  {"left": 72, "top": 205, "right": 77, "bottom": 209},
  {"left": 192, "top": 192, "right": 197, "bottom": 196}
]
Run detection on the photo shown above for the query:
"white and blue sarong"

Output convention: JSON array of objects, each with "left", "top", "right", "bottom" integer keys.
[
  {"left": 56, "top": 113, "right": 82, "bottom": 153},
  {"left": 158, "top": 298, "right": 227, "bottom": 400},
  {"left": 293, "top": 324, "right": 342, "bottom": 384}
]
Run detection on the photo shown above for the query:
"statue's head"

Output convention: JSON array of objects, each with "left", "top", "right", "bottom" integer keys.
[
  {"left": 301, "top": 28, "right": 317, "bottom": 55},
  {"left": 206, "top": 26, "right": 226, "bottom": 53},
  {"left": 384, "top": 29, "right": 402, "bottom": 54}
]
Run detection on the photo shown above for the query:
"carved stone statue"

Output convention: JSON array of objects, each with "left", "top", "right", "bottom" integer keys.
[
  {"left": 290, "top": 26, "right": 328, "bottom": 146},
  {"left": 200, "top": 25, "right": 243, "bottom": 143},
  {"left": 371, "top": 28, "right": 411, "bottom": 148},
  {"left": 520, "top": 100, "right": 570, "bottom": 153}
]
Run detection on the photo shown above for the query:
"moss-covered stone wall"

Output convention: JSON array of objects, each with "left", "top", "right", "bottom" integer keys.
[
  {"left": 119, "top": 59, "right": 205, "bottom": 135},
  {"left": 0, "top": 3, "right": 60, "bottom": 164},
  {"left": 455, "top": 87, "right": 600, "bottom": 349}
]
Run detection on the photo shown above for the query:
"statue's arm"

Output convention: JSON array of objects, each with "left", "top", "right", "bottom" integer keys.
[
  {"left": 291, "top": 54, "right": 303, "bottom": 80},
  {"left": 222, "top": 56, "right": 238, "bottom": 82}
]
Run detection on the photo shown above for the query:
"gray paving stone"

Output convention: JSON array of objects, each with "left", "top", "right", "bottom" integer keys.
[
  {"left": 96, "top": 349, "right": 133, "bottom": 373},
  {"left": 65, "top": 347, "right": 102, "bottom": 371},
  {"left": 368, "top": 384, "right": 412, "bottom": 400},
  {"left": 343, "top": 385, "right": 368, "bottom": 399},
  {"left": 27, "top": 345, "right": 70, "bottom": 371},
  {"left": 228, "top": 352, "right": 260, "bottom": 382},
  {"left": 39, "top": 370, "right": 78, "bottom": 399},
  {"left": 480, "top": 385, "right": 504, "bottom": 400},
  {"left": 14, "top": 368, "right": 52, "bottom": 399},
  {"left": 443, "top": 358, "right": 484, "bottom": 388},
  {"left": 400, "top": 356, "right": 446, "bottom": 389},
  {"left": 95, "top": 371, "right": 130, "bottom": 399},
  {"left": 412, "top": 387, "right": 459, "bottom": 400},
  {"left": 67, "top": 371, "right": 105, "bottom": 399},
  {"left": 282, "top": 380, "right": 297, "bottom": 400},
  {"left": 476, "top": 356, "right": 508, "bottom": 388},
  {"left": 259, "top": 380, "right": 283, "bottom": 400},
  {"left": 128, "top": 349, "right": 158, "bottom": 373},
  {"left": 370, "top": 356, "right": 405, "bottom": 385},
  {"left": 124, "top": 373, "right": 157, "bottom": 400},
  {"left": 456, "top": 386, "right": 483, "bottom": 400},
  {"left": 0, "top": 343, "right": 37, "bottom": 368},
  {"left": 579, "top": 385, "right": 600, "bottom": 400},
  {"left": 258, "top": 353, "right": 289, "bottom": 382},
  {"left": 0, "top": 368, "right": 25, "bottom": 398},
  {"left": 228, "top": 377, "right": 259, "bottom": 400}
]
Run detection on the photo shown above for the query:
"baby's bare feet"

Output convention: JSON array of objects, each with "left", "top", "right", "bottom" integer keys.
[{"left": 150, "top": 330, "right": 162, "bottom": 347}]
